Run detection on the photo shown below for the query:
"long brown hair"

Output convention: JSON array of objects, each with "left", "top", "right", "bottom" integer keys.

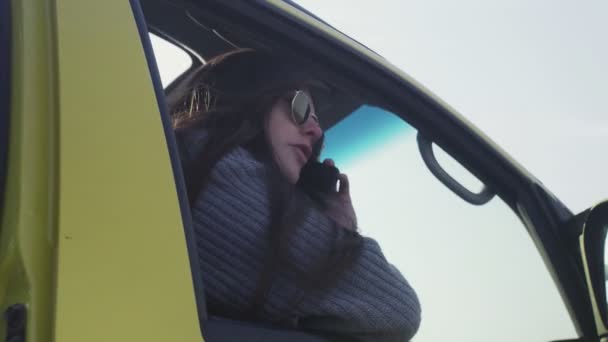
[{"left": 172, "top": 49, "right": 363, "bottom": 323}]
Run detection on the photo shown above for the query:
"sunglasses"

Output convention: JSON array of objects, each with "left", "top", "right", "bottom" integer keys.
[{"left": 290, "top": 90, "right": 318, "bottom": 126}]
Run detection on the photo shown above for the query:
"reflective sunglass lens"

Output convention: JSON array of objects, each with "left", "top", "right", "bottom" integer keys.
[{"left": 291, "top": 91, "right": 312, "bottom": 125}]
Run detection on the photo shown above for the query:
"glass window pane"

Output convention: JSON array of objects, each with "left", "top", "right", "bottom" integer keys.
[
  {"left": 149, "top": 33, "right": 192, "bottom": 87},
  {"left": 323, "top": 106, "right": 577, "bottom": 341}
]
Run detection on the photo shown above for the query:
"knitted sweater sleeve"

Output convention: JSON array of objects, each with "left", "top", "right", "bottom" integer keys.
[{"left": 192, "top": 148, "right": 421, "bottom": 341}]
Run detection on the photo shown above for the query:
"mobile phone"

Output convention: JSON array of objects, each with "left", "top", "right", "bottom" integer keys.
[{"left": 297, "top": 160, "right": 340, "bottom": 194}]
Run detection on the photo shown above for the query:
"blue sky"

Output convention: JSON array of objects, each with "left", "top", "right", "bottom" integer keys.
[{"left": 321, "top": 105, "right": 414, "bottom": 166}]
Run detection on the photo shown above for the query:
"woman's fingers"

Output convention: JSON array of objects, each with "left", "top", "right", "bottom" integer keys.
[
  {"left": 321, "top": 158, "right": 349, "bottom": 195},
  {"left": 322, "top": 170, "right": 357, "bottom": 230},
  {"left": 337, "top": 173, "right": 350, "bottom": 195},
  {"left": 323, "top": 158, "right": 335, "bottom": 167}
]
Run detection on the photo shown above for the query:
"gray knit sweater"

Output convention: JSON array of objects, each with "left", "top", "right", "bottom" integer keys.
[{"left": 186, "top": 133, "right": 421, "bottom": 341}]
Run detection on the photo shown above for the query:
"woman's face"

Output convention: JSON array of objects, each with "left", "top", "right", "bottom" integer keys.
[{"left": 266, "top": 91, "right": 323, "bottom": 184}]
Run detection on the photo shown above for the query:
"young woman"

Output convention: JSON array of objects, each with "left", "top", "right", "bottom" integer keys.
[{"left": 172, "top": 49, "right": 421, "bottom": 341}]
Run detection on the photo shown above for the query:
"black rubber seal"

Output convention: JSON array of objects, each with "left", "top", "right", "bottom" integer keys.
[
  {"left": 583, "top": 201, "right": 608, "bottom": 329},
  {"left": 4, "top": 304, "right": 27, "bottom": 342}
]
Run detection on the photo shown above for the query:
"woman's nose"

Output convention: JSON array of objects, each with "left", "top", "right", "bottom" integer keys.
[{"left": 302, "top": 116, "right": 323, "bottom": 140}]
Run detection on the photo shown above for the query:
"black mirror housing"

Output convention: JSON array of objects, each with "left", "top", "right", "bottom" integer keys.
[{"left": 580, "top": 200, "right": 608, "bottom": 333}]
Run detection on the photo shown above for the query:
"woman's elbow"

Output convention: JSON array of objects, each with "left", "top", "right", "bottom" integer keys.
[{"left": 384, "top": 286, "right": 422, "bottom": 340}]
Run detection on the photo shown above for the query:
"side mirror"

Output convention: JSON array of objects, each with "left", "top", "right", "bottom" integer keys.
[{"left": 580, "top": 200, "right": 608, "bottom": 333}]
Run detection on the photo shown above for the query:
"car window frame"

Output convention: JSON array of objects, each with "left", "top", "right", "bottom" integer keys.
[{"left": 136, "top": 0, "right": 598, "bottom": 339}]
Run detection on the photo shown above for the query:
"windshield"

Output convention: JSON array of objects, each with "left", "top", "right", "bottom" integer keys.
[{"left": 294, "top": 0, "right": 608, "bottom": 214}]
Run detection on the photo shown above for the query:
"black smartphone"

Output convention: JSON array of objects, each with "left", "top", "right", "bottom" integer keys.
[{"left": 297, "top": 160, "right": 340, "bottom": 194}]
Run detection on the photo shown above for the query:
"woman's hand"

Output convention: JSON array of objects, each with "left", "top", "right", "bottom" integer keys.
[{"left": 322, "top": 159, "right": 358, "bottom": 231}]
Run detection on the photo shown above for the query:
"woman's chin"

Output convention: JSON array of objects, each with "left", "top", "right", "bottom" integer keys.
[
  {"left": 286, "top": 167, "right": 301, "bottom": 185},
  {"left": 276, "top": 157, "right": 302, "bottom": 184}
]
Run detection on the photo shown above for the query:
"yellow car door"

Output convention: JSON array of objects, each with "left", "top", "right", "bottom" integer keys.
[{"left": 1, "top": 0, "right": 201, "bottom": 341}]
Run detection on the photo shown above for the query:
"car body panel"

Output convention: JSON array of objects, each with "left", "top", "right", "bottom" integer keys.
[
  {"left": 53, "top": 1, "right": 200, "bottom": 341},
  {"left": 0, "top": 0, "right": 57, "bottom": 340},
  {"left": 1, "top": 0, "right": 201, "bottom": 341}
]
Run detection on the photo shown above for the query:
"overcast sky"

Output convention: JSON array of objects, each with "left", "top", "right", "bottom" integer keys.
[{"left": 294, "top": 0, "right": 608, "bottom": 213}]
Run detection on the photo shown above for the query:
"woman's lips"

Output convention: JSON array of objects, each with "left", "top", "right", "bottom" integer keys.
[
  {"left": 294, "top": 144, "right": 312, "bottom": 158},
  {"left": 294, "top": 147, "right": 307, "bottom": 164},
  {"left": 291, "top": 144, "right": 311, "bottom": 164}
]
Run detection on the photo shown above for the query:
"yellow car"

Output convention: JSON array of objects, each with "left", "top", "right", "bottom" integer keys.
[{"left": 1, "top": 0, "right": 607, "bottom": 341}]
